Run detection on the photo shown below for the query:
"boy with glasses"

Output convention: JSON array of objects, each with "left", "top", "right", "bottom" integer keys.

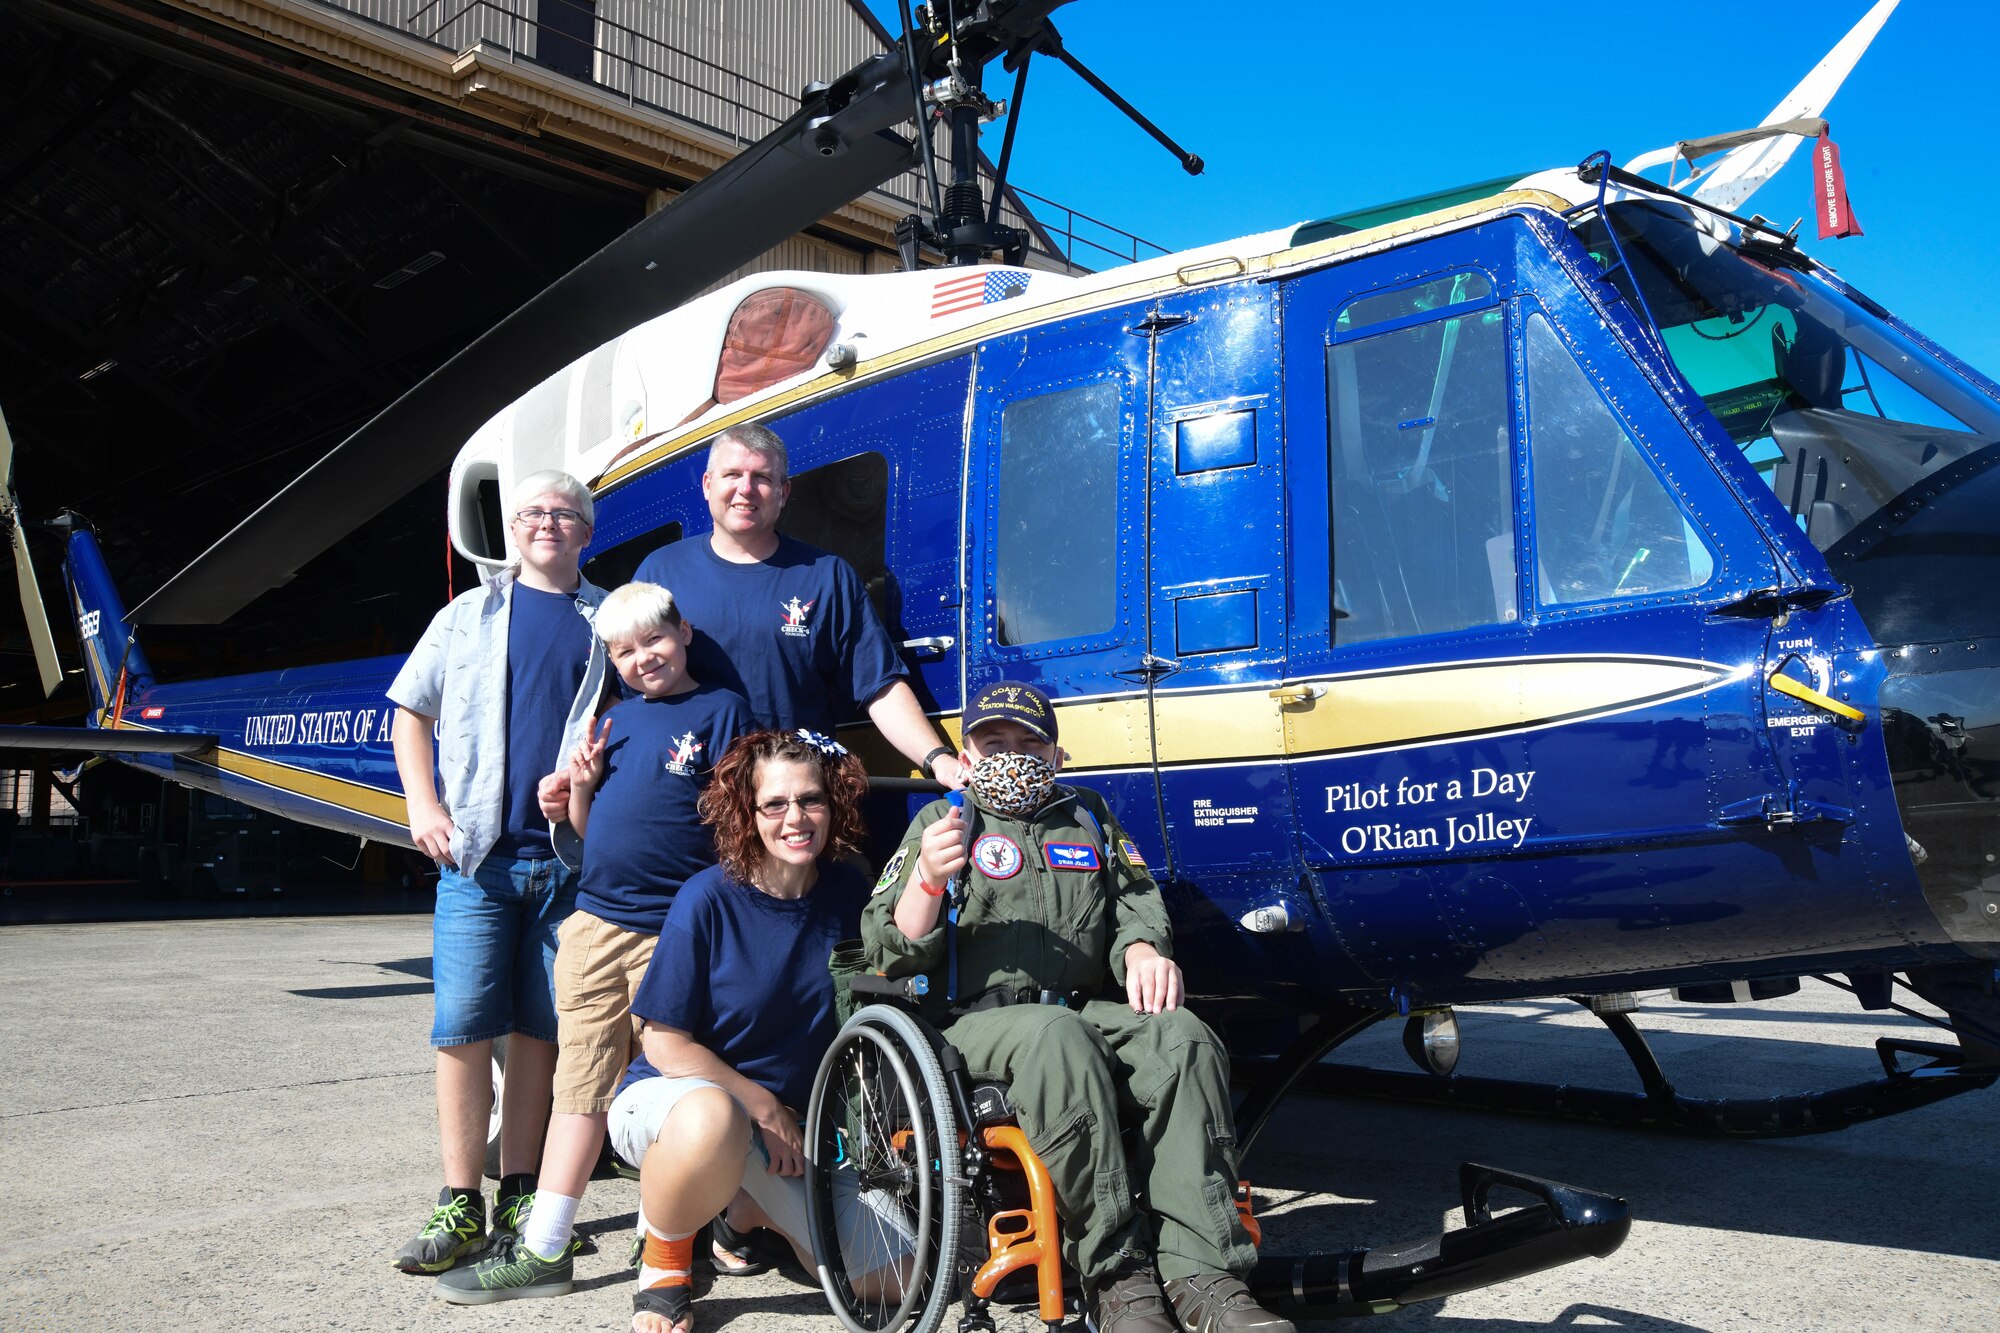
[
  {"left": 438, "top": 581, "right": 752, "bottom": 1302},
  {"left": 388, "top": 469, "right": 609, "bottom": 1275}
]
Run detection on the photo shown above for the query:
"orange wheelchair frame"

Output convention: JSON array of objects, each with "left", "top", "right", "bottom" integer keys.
[{"left": 803, "top": 1000, "right": 1260, "bottom": 1333}]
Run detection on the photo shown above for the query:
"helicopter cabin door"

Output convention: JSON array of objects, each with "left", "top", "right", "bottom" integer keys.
[
  {"left": 1274, "top": 218, "right": 1789, "bottom": 998},
  {"left": 964, "top": 304, "right": 1168, "bottom": 855},
  {"left": 1133, "top": 285, "right": 1296, "bottom": 908}
]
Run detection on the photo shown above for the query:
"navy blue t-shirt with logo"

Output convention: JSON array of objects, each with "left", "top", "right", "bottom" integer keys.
[
  {"left": 577, "top": 681, "right": 755, "bottom": 933},
  {"left": 623, "top": 860, "right": 868, "bottom": 1111},
  {"left": 632, "top": 535, "right": 905, "bottom": 736},
  {"left": 496, "top": 583, "right": 593, "bottom": 859}
]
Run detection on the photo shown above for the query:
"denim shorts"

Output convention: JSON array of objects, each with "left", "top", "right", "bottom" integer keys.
[{"left": 430, "top": 854, "right": 579, "bottom": 1047}]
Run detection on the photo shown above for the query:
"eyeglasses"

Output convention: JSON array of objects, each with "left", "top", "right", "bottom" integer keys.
[
  {"left": 514, "top": 507, "right": 586, "bottom": 529},
  {"left": 756, "top": 793, "right": 829, "bottom": 819}
]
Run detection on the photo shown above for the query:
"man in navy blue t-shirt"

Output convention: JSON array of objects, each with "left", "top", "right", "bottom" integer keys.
[{"left": 632, "top": 423, "right": 966, "bottom": 791}]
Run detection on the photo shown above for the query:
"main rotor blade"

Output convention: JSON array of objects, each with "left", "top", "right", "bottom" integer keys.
[
  {"left": 1685, "top": 0, "right": 1898, "bottom": 212},
  {"left": 131, "top": 58, "right": 918, "bottom": 625},
  {"left": 1, "top": 404, "right": 63, "bottom": 697},
  {"left": 1620, "top": 1, "right": 1897, "bottom": 195},
  {"left": 9, "top": 507, "right": 62, "bottom": 698}
]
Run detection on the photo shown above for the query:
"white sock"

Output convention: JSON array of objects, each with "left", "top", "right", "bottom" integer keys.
[{"left": 522, "top": 1191, "right": 581, "bottom": 1260}]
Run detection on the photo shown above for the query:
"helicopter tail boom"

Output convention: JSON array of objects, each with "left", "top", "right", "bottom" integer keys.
[{"left": 58, "top": 520, "right": 155, "bottom": 728}]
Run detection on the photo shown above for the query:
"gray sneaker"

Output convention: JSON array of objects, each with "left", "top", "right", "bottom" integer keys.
[
  {"left": 1091, "top": 1264, "right": 1177, "bottom": 1333},
  {"left": 1164, "top": 1273, "right": 1296, "bottom": 1333},
  {"left": 488, "top": 1186, "right": 535, "bottom": 1256},
  {"left": 436, "top": 1236, "right": 577, "bottom": 1304},
  {"left": 391, "top": 1188, "right": 485, "bottom": 1275}
]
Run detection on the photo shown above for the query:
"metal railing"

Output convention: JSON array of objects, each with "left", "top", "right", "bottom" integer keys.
[
  {"left": 1011, "top": 186, "right": 1174, "bottom": 269},
  {"left": 322, "top": 1, "right": 1165, "bottom": 271}
]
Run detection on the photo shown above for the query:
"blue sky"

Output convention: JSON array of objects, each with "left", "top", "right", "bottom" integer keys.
[{"left": 863, "top": 1, "right": 1997, "bottom": 377}]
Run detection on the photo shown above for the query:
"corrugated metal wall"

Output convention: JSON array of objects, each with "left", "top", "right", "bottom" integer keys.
[
  {"left": 694, "top": 230, "right": 866, "bottom": 299},
  {"left": 336, "top": 0, "right": 539, "bottom": 59},
  {"left": 306, "top": 1, "right": 1058, "bottom": 264}
]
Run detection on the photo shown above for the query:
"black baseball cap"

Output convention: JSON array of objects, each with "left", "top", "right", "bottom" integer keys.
[{"left": 963, "top": 679, "right": 1058, "bottom": 744}]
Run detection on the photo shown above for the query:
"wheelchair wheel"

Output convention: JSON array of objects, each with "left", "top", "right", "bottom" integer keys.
[{"left": 807, "top": 1004, "right": 966, "bottom": 1333}]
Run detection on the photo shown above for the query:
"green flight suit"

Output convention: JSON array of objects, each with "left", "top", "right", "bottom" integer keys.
[{"left": 861, "top": 784, "right": 1257, "bottom": 1290}]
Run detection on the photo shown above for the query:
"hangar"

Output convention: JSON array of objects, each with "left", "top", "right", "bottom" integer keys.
[{"left": 0, "top": 0, "right": 1139, "bottom": 888}]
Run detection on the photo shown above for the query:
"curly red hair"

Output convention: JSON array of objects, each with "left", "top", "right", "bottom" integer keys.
[{"left": 698, "top": 729, "right": 870, "bottom": 886}]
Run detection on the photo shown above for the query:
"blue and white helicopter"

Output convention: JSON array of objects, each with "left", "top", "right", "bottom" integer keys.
[{"left": 5, "top": 0, "right": 1995, "bottom": 1313}]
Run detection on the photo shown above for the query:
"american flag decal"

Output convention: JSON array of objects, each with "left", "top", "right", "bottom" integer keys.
[{"left": 931, "top": 270, "right": 1031, "bottom": 318}]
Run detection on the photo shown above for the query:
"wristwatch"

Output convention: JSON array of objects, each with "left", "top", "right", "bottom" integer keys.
[{"left": 920, "top": 745, "right": 955, "bottom": 780}]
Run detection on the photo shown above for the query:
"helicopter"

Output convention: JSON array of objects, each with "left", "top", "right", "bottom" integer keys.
[{"left": 5, "top": 0, "right": 1998, "bottom": 1314}]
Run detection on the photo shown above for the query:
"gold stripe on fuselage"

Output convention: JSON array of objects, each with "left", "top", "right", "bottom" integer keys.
[
  {"left": 103, "top": 722, "right": 409, "bottom": 825},
  {"left": 845, "top": 656, "right": 1739, "bottom": 778}
]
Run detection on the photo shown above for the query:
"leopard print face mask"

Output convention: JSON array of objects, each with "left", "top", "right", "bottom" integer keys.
[{"left": 966, "top": 749, "right": 1056, "bottom": 817}]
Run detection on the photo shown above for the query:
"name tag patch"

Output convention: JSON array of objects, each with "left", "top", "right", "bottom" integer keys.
[{"left": 1044, "top": 842, "right": 1101, "bottom": 871}]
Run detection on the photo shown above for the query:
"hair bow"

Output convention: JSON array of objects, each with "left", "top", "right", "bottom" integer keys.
[{"left": 795, "top": 729, "right": 849, "bottom": 757}]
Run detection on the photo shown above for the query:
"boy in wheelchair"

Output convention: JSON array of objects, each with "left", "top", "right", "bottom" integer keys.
[{"left": 863, "top": 681, "right": 1294, "bottom": 1333}]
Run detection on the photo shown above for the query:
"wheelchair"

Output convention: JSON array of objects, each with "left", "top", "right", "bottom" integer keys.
[{"left": 803, "top": 990, "right": 1086, "bottom": 1333}]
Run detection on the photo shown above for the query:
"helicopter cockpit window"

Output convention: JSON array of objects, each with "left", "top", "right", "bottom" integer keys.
[
  {"left": 1325, "top": 303, "right": 1515, "bottom": 646},
  {"left": 1334, "top": 271, "right": 1494, "bottom": 336},
  {"left": 995, "top": 381, "right": 1121, "bottom": 646},
  {"left": 1526, "top": 313, "right": 1713, "bottom": 604},
  {"left": 1578, "top": 201, "right": 2000, "bottom": 551}
]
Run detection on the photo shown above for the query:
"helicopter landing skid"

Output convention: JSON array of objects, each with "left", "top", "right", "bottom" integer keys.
[
  {"left": 1230, "top": 1011, "right": 1632, "bottom": 1313},
  {"left": 1247, "top": 1162, "right": 1632, "bottom": 1318},
  {"left": 1255, "top": 998, "right": 1996, "bottom": 1140}
]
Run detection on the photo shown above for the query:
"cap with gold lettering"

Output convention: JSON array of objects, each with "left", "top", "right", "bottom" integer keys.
[{"left": 963, "top": 679, "right": 1057, "bottom": 744}]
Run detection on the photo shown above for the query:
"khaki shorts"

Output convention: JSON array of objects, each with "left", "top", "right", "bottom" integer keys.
[{"left": 552, "top": 910, "right": 657, "bottom": 1114}]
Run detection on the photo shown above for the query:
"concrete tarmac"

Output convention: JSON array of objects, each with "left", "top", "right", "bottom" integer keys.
[{"left": 2, "top": 916, "right": 1994, "bottom": 1332}]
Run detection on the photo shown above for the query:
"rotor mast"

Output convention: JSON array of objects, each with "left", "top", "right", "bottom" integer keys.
[{"left": 894, "top": 1, "right": 1204, "bottom": 271}]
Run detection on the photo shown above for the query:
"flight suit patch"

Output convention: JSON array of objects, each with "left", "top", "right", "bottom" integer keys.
[
  {"left": 972, "top": 834, "right": 1024, "bottom": 879},
  {"left": 1117, "top": 838, "right": 1148, "bottom": 868},
  {"left": 873, "top": 848, "right": 908, "bottom": 896},
  {"left": 1044, "top": 842, "right": 1101, "bottom": 871}
]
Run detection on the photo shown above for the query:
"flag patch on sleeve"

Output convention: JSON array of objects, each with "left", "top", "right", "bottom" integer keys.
[{"left": 1118, "top": 838, "right": 1148, "bottom": 868}]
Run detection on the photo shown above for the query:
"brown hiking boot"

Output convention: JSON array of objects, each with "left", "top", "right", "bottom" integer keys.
[
  {"left": 1164, "top": 1273, "right": 1296, "bottom": 1333},
  {"left": 1091, "top": 1263, "right": 1178, "bottom": 1333}
]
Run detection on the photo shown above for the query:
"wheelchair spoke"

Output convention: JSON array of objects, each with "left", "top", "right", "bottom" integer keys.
[{"left": 807, "top": 1008, "right": 969, "bottom": 1333}]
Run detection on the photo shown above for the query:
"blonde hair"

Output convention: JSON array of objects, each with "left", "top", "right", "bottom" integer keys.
[
  {"left": 510, "top": 468, "right": 595, "bottom": 527},
  {"left": 594, "top": 581, "right": 683, "bottom": 644}
]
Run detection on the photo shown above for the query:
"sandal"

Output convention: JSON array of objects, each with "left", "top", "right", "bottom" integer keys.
[
  {"left": 708, "top": 1213, "right": 777, "bottom": 1277},
  {"left": 633, "top": 1282, "right": 693, "bottom": 1333}
]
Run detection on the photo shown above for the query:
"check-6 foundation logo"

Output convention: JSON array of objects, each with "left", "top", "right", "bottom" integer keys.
[{"left": 79, "top": 609, "right": 101, "bottom": 638}]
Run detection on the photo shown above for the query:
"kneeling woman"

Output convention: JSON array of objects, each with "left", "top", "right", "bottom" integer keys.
[{"left": 609, "top": 729, "right": 889, "bottom": 1333}]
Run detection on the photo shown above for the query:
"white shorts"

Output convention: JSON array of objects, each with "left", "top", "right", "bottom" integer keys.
[{"left": 608, "top": 1074, "right": 913, "bottom": 1277}]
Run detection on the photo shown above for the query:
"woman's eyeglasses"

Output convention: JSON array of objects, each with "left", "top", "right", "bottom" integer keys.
[{"left": 756, "top": 794, "right": 828, "bottom": 819}]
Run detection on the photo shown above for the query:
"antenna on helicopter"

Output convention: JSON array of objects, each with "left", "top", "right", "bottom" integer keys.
[{"left": 893, "top": 2, "right": 1203, "bottom": 271}]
